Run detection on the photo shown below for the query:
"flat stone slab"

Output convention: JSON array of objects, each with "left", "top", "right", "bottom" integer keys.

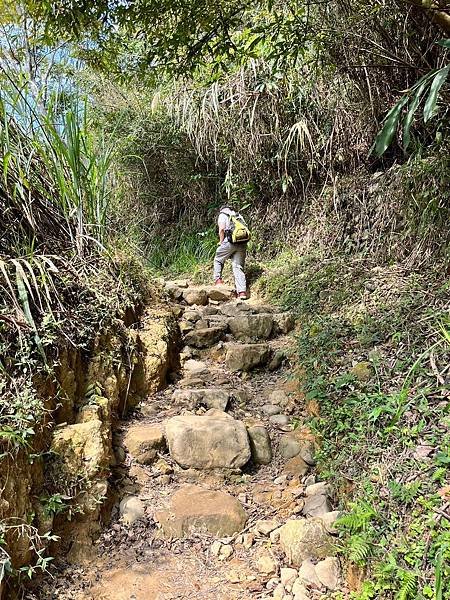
[
  {"left": 172, "top": 388, "right": 231, "bottom": 411},
  {"left": 218, "top": 302, "right": 252, "bottom": 317},
  {"left": 225, "top": 344, "right": 271, "bottom": 372},
  {"left": 155, "top": 485, "right": 247, "bottom": 538},
  {"left": 165, "top": 410, "right": 251, "bottom": 469},
  {"left": 203, "top": 285, "right": 234, "bottom": 302}
]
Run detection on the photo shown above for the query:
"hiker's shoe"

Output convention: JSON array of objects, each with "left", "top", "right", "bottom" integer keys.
[
  {"left": 238, "top": 292, "right": 248, "bottom": 300},
  {"left": 215, "top": 278, "right": 224, "bottom": 285}
]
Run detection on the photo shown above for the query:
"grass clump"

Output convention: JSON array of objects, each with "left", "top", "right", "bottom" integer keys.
[{"left": 0, "top": 77, "right": 151, "bottom": 455}]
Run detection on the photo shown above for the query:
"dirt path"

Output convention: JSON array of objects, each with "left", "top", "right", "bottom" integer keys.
[{"left": 28, "top": 283, "right": 343, "bottom": 600}]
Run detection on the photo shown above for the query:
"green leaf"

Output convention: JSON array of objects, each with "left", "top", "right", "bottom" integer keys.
[
  {"left": 402, "top": 79, "right": 429, "bottom": 148},
  {"left": 375, "top": 97, "right": 408, "bottom": 156},
  {"left": 423, "top": 65, "right": 450, "bottom": 123},
  {"left": 435, "top": 451, "right": 450, "bottom": 465},
  {"left": 16, "top": 267, "right": 35, "bottom": 330},
  {"left": 437, "top": 39, "right": 450, "bottom": 49}
]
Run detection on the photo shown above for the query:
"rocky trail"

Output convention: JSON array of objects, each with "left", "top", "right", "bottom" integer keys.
[{"left": 30, "top": 282, "right": 344, "bottom": 600}]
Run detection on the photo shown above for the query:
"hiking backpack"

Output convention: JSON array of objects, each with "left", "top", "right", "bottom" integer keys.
[{"left": 223, "top": 212, "right": 251, "bottom": 244}]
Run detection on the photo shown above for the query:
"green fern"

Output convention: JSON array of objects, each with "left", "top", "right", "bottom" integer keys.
[
  {"left": 396, "top": 570, "right": 417, "bottom": 600},
  {"left": 337, "top": 500, "right": 378, "bottom": 533},
  {"left": 353, "top": 581, "right": 376, "bottom": 600},
  {"left": 348, "top": 534, "right": 374, "bottom": 564}
]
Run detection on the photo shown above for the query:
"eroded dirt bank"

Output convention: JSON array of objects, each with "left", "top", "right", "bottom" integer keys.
[{"left": 1, "top": 302, "right": 179, "bottom": 599}]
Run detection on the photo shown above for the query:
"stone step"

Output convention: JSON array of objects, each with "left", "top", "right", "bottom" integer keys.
[
  {"left": 179, "top": 307, "right": 294, "bottom": 344},
  {"left": 183, "top": 325, "right": 226, "bottom": 348},
  {"left": 155, "top": 485, "right": 247, "bottom": 538},
  {"left": 172, "top": 387, "right": 231, "bottom": 411},
  {"left": 228, "top": 313, "right": 274, "bottom": 340},
  {"left": 225, "top": 343, "right": 271, "bottom": 372},
  {"left": 165, "top": 409, "right": 251, "bottom": 469},
  {"left": 164, "top": 281, "right": 235, "bottom": 305},
  {"left": 123, "top": 423, "right": 166, "bottom": 464}
]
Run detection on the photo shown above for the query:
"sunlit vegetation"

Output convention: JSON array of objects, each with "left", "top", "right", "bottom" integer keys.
[{"left": 0, "top": 0, "right": 449, "bottom": 597}]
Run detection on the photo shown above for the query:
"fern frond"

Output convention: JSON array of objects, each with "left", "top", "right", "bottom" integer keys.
[
  {"left": 396, "top": 570, "right": 417, "bottom": 600},
  {"left": 337, "top": 500, "right": 378, "bottom": 533},
  {"left": 348, "top": 534, "right": 374, "bottom": 564}
]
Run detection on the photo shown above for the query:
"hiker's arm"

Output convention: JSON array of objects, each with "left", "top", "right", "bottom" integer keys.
[{"left": 218, "top": 214, "right": 226, "bottom": 242}]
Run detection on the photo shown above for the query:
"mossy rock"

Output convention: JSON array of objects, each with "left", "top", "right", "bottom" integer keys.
[{"left": 350, "top": 361, "right": 373, "bottom": 382}]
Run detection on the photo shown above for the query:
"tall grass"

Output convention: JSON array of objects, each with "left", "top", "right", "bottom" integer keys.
[
  {"left": 0, "top": 74, "right": 114, "bottom": 333},
  {"left": 147, "top": 228, "right": 218, "bottom": 274}
]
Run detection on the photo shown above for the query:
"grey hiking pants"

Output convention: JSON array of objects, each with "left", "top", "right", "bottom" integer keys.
[{"left": 213, "top": 241, "right": 247, "bottom": 293}]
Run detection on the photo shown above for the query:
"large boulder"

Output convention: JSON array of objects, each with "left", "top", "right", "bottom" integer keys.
[
  {"left": 165, "top": 411, "right": 251, "bottom": 469},
  {"left": 155, "top": 485, "right": 247, "bottom": 537},
  {"left": 184, "top": 326, "right": 225, "bottom": 348},
  {"left": 279, "top": 518, "right": 333, "bottom": 566},
  {"left": 172, "top": 388, "right": 231, "bottom": 411},
  {"left": 123, "top": 423, "right": 166, "bottom": 464},
  {"left": 228, "top": 314, "right": 274, "bottom": 341},
  {"left": 225, "top": 344, "right": 271, "bottom": 372},
  {"left": 182, "top": 288, "right": 208, "bottom": 306}
]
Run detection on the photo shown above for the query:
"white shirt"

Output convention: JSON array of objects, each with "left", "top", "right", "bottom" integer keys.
[{"left": 218, "top": 208, "right": 234, "bottom": 232}]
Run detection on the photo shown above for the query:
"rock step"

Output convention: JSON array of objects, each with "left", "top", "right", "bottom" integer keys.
[
  {"left": 128, "top": 289, "right": 339, "bottom": 597},
  {"left": 155, "top": 485, "right": 247, "bottom": 537},
  {"left": 225, "top": 343, "right": 271, "bottom": 372},
  {"left": 172, "top": 387, "right": 232, "bottom": 411},
  {"left": 165, "top": 281, "right": 235, "bottom": 305},
  {"left": 180, "top": 309, "right": 295, "bottom": 346},
  {"left": 165, "top": 410, "right": 252, "bottom": 469},
  {"left": 123, "top": 423, "right": 166, "bottom": 464}
]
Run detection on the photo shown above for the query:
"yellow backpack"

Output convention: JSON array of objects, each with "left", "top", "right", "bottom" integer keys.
[{"left": 228, "top": 213, "right": 251, "bottom": 244}]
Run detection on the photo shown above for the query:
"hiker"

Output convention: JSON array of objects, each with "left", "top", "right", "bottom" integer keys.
[{"left": 214, "top": 206, "right": 250, "bottom": 299}]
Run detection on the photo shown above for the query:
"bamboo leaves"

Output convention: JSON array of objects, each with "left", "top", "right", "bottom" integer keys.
[
  {"left": 0, "top": 73, "right": 117, "bottom": 353},
  {"left": 375, "top": 40, "right": 450, "bottom": 156},
  {"left": 375, "top": 96, "right": 409, "bottom": 156},
  {"left": 423, "top": 65, "right": 450, "bottom": 123}
]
